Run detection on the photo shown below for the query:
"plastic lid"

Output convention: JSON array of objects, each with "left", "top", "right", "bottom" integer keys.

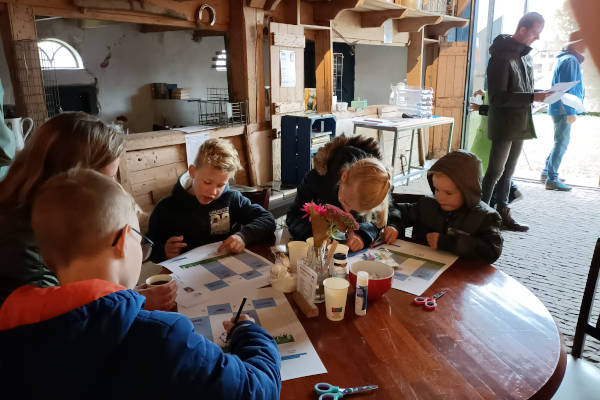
[
  {"left": 357, "top": 270, "right": 369, "bottom": 286},
  {"left": 333, "top": 253, "right": 347, "bottom": 261}
]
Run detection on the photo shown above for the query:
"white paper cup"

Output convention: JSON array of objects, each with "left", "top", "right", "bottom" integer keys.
[
  {"left": 305, "top": 237, "right": 314, "bottom": 248},
  {"left": 328, "top": 243, "right": 349, "bottom": 256},
  {"left": 145, "top": 274, "right": 173, "bottom": 287},
  {"left": 323, "top": 277, "right": 350, "bottom": 321},
  {"left": 288, "top": 241, "right": 308, "bottom": 267}
]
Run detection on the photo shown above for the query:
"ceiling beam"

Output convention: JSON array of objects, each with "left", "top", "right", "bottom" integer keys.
[
  {"left": 396, "top": 16, "right": 441, "bottom": 33},
  {"left": 360, "top": 8, "right": 407, "bottom": 28}
]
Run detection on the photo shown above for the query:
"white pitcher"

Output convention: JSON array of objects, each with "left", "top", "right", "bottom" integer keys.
[{"left": 5, "top": 117, "right": 34, "bottom": 151}]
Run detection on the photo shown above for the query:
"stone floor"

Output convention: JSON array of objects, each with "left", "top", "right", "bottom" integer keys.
[{"left": 396, "top": 173, "right": 600, "bottom": 365}]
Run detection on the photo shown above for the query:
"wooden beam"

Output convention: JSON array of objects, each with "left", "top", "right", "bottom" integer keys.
[
  {"left": 396, "top": 16, "right": 441, "bottom": 32},
  {"left": 360, "top": 9, "right": 407, "bottom": 28},
  {"left": 456, "top": 0, "right": 470, "bottom": 16},
  {"left": 314, "top": 29, "right": 332, "bottom": 113},
  {"left": 0, "top": 3, "right": 47, "bottom": 127},
  {"left": 73, "top": 0, "right": 188, "bottom": 20},
  {"left": 265, "top": 0, "right": 284, "bottom": 11},
  {"left": 247, "top": 0, "right": 268, "bottom": 8},
  {"left": 406, "top": 30, "right": 423, "bottom": 87},
  {"left": 314, "top": 0, "right": 365, "bottom": 23},
  {"left": 426, "top": 19, "right": 468, "bottom": 36}
]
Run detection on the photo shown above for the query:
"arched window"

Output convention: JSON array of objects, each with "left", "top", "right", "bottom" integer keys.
[{"left": 38, "top": 38, "right": 84, "bottom": 70}]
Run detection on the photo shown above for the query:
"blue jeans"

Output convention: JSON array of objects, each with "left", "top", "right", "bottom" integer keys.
[{"left": 542, "top": 114, "right": 572, "bottom": 182}]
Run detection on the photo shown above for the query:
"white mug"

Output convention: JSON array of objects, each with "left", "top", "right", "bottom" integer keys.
[{"left": 5, "top": 117, "right": 34, "bottom": 151}]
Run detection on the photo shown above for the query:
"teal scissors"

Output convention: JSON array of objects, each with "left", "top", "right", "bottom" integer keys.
[{"left": 314, "top": 382, "right": 379, "bottom": 399}]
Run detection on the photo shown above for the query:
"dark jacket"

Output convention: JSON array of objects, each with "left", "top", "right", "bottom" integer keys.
[
  {"left": 286, "top": 135, "right": 383, "bottom": 247},
  {"left": 487, "top": 34, "right": 536, "bottom": 141},
  {"left": 548, "top": 48, "right": 585, "bottom": 116},
  {"left": 0, "top": 207, "right": 58, "bottom": 306},
  {"left": 147, "top": 172, "right": 276, "bottom": 263},
  {"left": 389, "top": 150, "right": 503, "bottom": 264},
  {"left": 0, "top": 279, "right": 281, "bottom": 399}
]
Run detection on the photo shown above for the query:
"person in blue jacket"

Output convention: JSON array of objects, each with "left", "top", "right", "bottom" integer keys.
[
  {"left": 147, "top": 138, "right": 275, "bottom": 262},
  {"left": 541, "top": 31, "right": 586, "bottom": 191},
  {"left": 0, "top": 168, "right": 281, "bottom": 400}
]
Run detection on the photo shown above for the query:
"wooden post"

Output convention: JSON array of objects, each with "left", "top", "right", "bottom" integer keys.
[
  {"left": 228, "top": 0, "right": 267, "bottom": 185},
  {"left": 314, "top": 29, "right": 332, "bottom": 113},
  {"left": 0, "top": 3, "right": 47, "bottom": 127},
  {"left": 406, "top": 30, "right": 424, "bottom": 87}
]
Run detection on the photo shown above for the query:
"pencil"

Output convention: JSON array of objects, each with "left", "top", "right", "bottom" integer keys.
[{"left": 227, "top": 297, "right": 247, "bottom": 340}]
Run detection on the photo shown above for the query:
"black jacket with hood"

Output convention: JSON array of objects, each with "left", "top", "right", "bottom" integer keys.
[
  {"left": 388, "top": 150, "right": 503, "bottom": 264},
  {"left": 147, "top": 172, "right": 275, "bottom": 262},
  {"left": 286, "top": 135, "right": 384, "bottom": 247},
  {"left": 487, "top": 34, "right": 536, "bottom": 141}
]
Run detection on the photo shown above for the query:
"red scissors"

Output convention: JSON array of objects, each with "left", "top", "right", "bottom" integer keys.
[{"left": 414, "top": 289, "right": 448, "bottom": 311}]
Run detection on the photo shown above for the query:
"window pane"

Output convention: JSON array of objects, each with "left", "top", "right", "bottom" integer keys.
[{"left": 53, "top": 47, "right": 79, "bottom": 68}]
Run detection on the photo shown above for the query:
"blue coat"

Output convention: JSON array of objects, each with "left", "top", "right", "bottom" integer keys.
[
  {"left": 0, "top": 280, "right": 281, "bottom": 399},
  {"left": 549, "top": 50, "right": 585, "bottom": 116}
]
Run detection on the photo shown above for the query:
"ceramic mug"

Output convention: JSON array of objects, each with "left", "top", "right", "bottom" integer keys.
[{"left": 5, "top": 117, "right": 34, "bottom": 151}]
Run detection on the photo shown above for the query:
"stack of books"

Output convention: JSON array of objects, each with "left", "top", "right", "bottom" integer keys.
[{"left": 171, "top": 88, "right": 190, "bottom": 99}]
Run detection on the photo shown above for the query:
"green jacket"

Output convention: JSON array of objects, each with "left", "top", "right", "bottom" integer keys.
[
  {"left": 487, "top": 34, "right": 536, "bottom": 141},
  {"left": 0, "top": 207, "right": 58, "bottom": 305},
  {"left": 0, "top": 79, "right": 16, "bottom": 180}
]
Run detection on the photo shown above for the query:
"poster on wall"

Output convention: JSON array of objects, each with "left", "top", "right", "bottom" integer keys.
[{"left": 280, "top": 50, "right": 296, "bottom": 88}]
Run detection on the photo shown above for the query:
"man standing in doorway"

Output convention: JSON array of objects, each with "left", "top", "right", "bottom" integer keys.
[
  {"left": 482, "top": 12, "right": 552, "bottom": 232},
  {"left": 541, "top": 31, "right": 586, "bottom": 191}
]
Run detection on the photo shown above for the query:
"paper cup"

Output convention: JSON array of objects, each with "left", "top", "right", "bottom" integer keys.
[
  {"left": 323, "top": 277, "right": 350, "bottom": 321},
  {"left": 288, "top": 241, "right": 308, "bottom": 267},
  {"left": 328, "top": 243, "right": 349, "bottom": 256},
  {"left": 305, "top": 237, "right": 314, "bottom": 248},
  {"left": 146, "top": 274, "right": 173, "bottom": 287}
]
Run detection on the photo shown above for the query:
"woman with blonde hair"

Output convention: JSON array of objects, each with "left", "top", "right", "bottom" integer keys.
[
  {"left": 0, "top": 112, "right": 175, "bottom": 310},
  {"left": 286, "top": 134, "right": 393, "bottom": 252}
]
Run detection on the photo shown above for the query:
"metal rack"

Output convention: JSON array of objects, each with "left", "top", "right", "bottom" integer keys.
[
  {"left": 187, "top": 88, "right": 248, "bottom": 127},
  {"left": 333, "top": 53, "right": 344, "bottom": 101}
]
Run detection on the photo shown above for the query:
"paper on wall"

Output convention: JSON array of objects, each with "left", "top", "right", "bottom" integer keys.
[
  {"left": 184, "top": 132, "right": 209, "bottom": 166},
  {"left": 280, "top": 50, "right": 296, "bottom": 88}
]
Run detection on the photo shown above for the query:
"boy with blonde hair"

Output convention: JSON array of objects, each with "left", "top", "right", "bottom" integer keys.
[
  {"left": 386, "top": 150, "right": 503, "bottom": 264},
  {"left": 148, "top": 138, "right": 275, "bottom": 262},
  {"left": 0, "top": 169, "right": 281, "bottom": 399}
]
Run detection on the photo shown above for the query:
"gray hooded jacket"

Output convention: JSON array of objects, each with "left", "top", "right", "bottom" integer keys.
[{"left": 389, "top": 150, "right": 503, "bottom": 264}]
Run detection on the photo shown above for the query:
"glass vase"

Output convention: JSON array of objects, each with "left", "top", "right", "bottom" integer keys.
[{"left": 307, "top": 242, "right": 329, "bottom": 303}]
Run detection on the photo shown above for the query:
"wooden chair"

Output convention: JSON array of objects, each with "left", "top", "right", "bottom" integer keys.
[
  {"left": 241, "top": 188, "right": 271, "bottom": 210},
  {"left": 572, "top": 238, "right": 600, "bottom": 358}
]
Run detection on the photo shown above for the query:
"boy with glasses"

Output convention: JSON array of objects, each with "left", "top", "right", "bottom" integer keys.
[{"left": 0, "top": 168, "right": 281, "bottom": 399}]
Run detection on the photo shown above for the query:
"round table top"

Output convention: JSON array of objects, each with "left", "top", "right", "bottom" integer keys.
[{"left": 281, "top": 258, "right": 565, "bottom": 400}]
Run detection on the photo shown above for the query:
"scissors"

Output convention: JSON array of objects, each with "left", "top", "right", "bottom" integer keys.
[
  {"left": 314, "top": 382, "right": 379, "bottom": 399},
  {"left": 414, "top": 289, "right": 448, "bottom": 311}
]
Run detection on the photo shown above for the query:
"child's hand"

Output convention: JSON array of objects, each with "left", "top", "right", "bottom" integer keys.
[
  {"left": 384, "top": 226, "right": 399, "bottom": 244},
  {"left": 165, "top": 236, "right": 187, "bottom": 259},
  {"left": 426, "top": 232, "right": 440, "bottom": 249},
  {"left": 223, "top": 314, "right": 255, "bottom": 333},
  {"left": 218, "top": 234, "right": 245, "bottom": 254},
  {"left": 346, "top": 233, "right": 364, "bottom": 252}
]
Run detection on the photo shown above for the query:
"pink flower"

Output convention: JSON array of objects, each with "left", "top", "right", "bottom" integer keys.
[{"left": 301, "top": 202, "right": 327, "bottom": 220}]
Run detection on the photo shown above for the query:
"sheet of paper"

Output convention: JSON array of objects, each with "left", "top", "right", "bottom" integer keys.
[
  {"left": 296, "top": 261, "right": 318, "bottom": 304},
  {"left": 561, "top": 93, "right": 585, "bottom": 113},
  {"left": 544, "top": 81, "right": 579, "bottom": 104},
  {"left": 179, "top": 286, "right": 327, "bottom": 381},
  {"left": 348, "top": 240, "right": 458, "bottom": 296},
  {"left": 280, "top": 50, "right": 296, "bottom": 88},
  {"left": 383, "top": 19, "right": 393, "bottom": 44},
  {"left": 184, "top": 132, "right": 209, "bottom": 166},
  {"left": 160, "top": 242, "right": 272, "bottom": 308}
]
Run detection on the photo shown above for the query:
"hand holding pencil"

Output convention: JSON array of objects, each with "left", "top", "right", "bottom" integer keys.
[{"left": 223, "top": 298, "right": 253, "bottom": 338}]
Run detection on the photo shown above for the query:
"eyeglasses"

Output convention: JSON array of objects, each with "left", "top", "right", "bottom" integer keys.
[{"left": 112, "top": 225, "right": 154, "bottom": 262}]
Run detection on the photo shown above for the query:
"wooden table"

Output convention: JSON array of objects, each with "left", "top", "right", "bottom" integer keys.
[
  {"left": 280, "top": 258, "right": 565, "bottom": 400},
  {"left": 352, "top": 116, "right": 454, "bottom": 186}
]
